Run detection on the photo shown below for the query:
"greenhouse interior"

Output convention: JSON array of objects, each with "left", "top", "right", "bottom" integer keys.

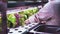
[{"left": 0, "top": 0, "right": 60, "bottom": 34}]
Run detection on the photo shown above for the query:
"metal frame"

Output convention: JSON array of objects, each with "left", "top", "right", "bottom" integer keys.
[{"left": 0, "top": 1, "right": 7, "bottom": 34}]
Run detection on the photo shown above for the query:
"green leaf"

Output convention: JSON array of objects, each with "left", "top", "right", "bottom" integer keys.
[{"left": 8, "top": 14, "right": 16, "bottom": 26}]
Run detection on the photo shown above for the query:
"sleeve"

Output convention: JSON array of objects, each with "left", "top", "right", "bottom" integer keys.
[{"left": 35, "top": 2, "right": 53, "bottom": 23}]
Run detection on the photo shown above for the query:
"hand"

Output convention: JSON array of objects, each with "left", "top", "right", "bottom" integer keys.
[{"left": 25, "top": 19, "right": 30, "bottom": 25}]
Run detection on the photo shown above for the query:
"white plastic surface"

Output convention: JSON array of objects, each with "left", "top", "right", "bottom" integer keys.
[{"left": 8, "top": 23, "right": 38, "bottom": 34}]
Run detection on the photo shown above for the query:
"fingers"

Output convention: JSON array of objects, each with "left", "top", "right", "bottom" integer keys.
[
  {"left": 25, "top": 19, "right": 30, "bottom": 25},
  {"left": 41, "top": 21, "right": 47, "bottom": 24}
]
